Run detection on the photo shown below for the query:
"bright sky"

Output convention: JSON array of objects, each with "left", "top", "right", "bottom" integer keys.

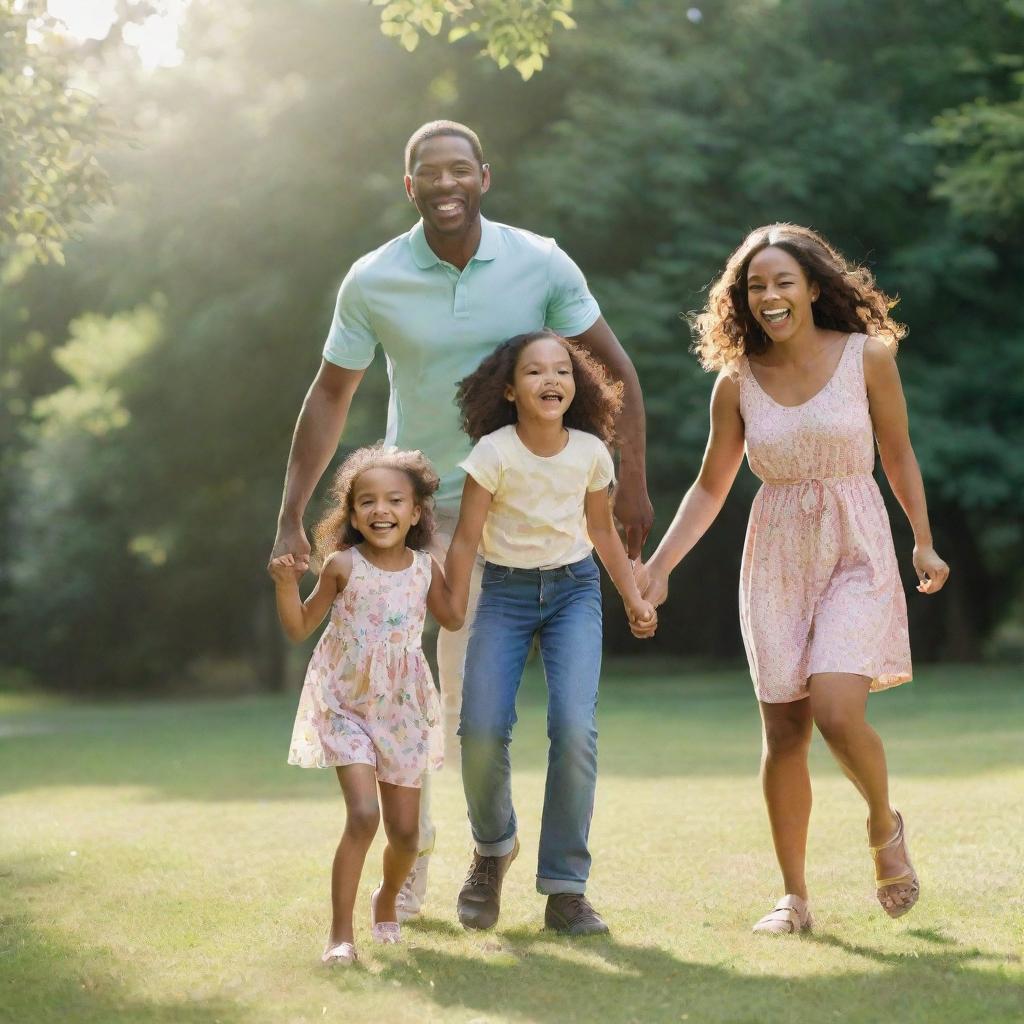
[{"left": 46, "top": 0, "right": 189, "bottom": 69}]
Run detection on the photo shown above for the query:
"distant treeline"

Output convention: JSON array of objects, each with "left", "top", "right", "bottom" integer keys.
[{"left": 2, "top": 0, "right": 1022, "bottom": 691}]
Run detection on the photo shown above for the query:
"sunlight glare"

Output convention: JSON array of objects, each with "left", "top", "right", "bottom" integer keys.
[
  {"left": 47, "top": 0, "right": 117, "bottom": 40},
  {"left": 46, "top": 0, "right": 188, "bottom": 69}
]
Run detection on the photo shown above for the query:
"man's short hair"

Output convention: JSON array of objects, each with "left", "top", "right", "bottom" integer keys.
[{"left": 404, "top": 120, "right": 484, "bottom": 172}]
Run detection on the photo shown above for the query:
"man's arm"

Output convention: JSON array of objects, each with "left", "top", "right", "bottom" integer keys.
[
  {"left": 270, "top": 360, "right": 365, "bottom": 571},
  {"left": 568, "top": 315, "right": 653, "bottom": 558}
]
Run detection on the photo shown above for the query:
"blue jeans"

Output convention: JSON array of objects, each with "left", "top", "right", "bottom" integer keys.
[{"left": 459, "top": 554, "right": 603, "bottom": 895}]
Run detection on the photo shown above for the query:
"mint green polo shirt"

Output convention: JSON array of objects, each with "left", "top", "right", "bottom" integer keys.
[{"left": 323, "top": 217, "right": 602, "bottom": 511}]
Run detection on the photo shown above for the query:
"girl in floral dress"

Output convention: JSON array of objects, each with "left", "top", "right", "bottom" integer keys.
[{"left": 270, "top": 444, "right": 463, "bottom": 965}]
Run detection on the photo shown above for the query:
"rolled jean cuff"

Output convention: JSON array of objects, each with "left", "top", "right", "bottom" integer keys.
[
  {"left": 475, "top": 833, "right": 517, "bottom": 858},
  {"left": 536, "top": 876, "right": 586, "bottom": 896}
]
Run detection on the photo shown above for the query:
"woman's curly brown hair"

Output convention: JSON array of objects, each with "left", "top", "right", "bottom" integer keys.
[
  {"left": 455, "top": 330, "right": 623, "bottom": 444},
  {"left": 312, "top": 443, "right": 439, "bottom": 565},
  {"left": 692, "top": 223, "right": 907, "bottom": 372}
]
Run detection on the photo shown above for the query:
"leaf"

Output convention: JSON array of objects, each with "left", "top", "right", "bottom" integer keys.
[
  {"left": 421, "top": 11, "right": 444, "bottom": 35},
  {"left": 400, "top": 25, "right": 420, "bottom": 52},
  {"left": 551, "top": 11, "right": 577, "bottom": 30}
]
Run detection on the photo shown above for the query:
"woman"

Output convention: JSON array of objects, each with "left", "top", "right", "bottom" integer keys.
[{"left": 641, "top": 224, "right": 949, "bottom": 933}]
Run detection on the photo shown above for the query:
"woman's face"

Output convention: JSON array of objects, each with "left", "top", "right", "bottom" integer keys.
[{"left": 745, "top": 246, "right": 820, "bottom": 343}]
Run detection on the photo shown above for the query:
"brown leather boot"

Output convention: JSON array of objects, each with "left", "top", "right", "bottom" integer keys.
[
  {"left": 456, "top": 836, "right": 520, "bottom": 930},
  {"left": 544, "top": 893, "right": 610, "bottom": 936}
]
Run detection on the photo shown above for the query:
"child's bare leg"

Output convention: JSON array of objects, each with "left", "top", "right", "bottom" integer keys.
[
  {"left": 330, "top": 764, "right": 380, "bottom": 946},
  {"left": 375, "top": 782, "right": 421, "bottom": 923}
]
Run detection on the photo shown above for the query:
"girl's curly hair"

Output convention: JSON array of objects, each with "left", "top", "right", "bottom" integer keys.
[
  {"left": 455, "top": 330, "right": 623, "bottom": 444},
  {"left": 692, "top": 223, "right": 907, "bottom": 372},
  {"left": 312, "top": 443, "right": 439, "bottom": 565}
]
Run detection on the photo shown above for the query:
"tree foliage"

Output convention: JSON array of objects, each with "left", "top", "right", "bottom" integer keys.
[
  {"left": 373, "top": 0, "right": 576, "bottom": 78},
  {"left": 0, "top": 0, "right": 114, "bottom": 265},
  {"left": 2, "top": 0, "right": 1022, "bottom": 692},
  {"left": 922, "top": 2, "right": 1024, "bottom": 233}
]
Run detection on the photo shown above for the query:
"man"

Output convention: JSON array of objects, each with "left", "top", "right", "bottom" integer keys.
[{"left": 270, "top": 120, "right": 652, "bottom": 934}]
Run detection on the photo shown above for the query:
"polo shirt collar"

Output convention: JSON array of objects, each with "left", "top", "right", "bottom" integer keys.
[{"left": 409, "top": 216, "right": 498, "bottom": 269}]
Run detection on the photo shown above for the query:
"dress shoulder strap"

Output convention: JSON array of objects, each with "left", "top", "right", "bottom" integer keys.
[
  {"left": 345, "top": 545, "right": 373, "bottom": 582},
  {"left": 729, "top": 355, "right": 755, "bottom": 418},
  {"left": 726, "top": 356, "right": 749, "bottom": 391},
  {"left": 841, "top": 332, "right": 869, "bottom": 397}
]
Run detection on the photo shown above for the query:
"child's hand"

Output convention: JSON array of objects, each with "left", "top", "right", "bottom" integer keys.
[
  {"left": 268, "top": 554, "right": 303, "bottom": 586},
  {"left": 630, "top": 558, "right": 649, "bottom": 593},
  {"left": 913, "top": 545, "right": 950, "bottom": 594},
  {"left": 627, "top": 599, "right": 657, "bottom": 639}
]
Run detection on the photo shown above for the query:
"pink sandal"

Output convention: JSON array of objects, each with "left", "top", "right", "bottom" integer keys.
[
  {"left": 752, "top": 893, "right": 814, "bottom": 935},
  {"left": 869, "top": 809, "right": 920, "bottom": 919},
  {"left": 370, "top": 884, "right": 401, "bottom": 944},
  {"left": 321, "top": 941, "right": 357, "bottom": 966}
]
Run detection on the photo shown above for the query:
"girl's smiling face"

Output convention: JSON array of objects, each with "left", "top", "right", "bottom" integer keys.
[
  {"left": 505, "top": 336, "right": 576, "bottom": 423},
  {"left": 349, "top": 467, "right": 420, "bottom": 551},
  {"left": 746, "top": 246, "right": 820, "bottom": 342}
]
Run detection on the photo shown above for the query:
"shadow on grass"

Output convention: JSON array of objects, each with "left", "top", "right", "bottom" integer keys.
[
  {"left": 0, "top": 912, "right": 243, "bottom": 1024},
  {"left": 376, "top": 918, "right": 1022, "bottom": 1024},
  {"left": 0, "top": 666, "right": 1021, "bottom": 801}
]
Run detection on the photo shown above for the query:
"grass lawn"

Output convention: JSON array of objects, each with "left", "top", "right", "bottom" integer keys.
[{"left": 1, "top": 663, "right": 1021, "bottom": 1024}]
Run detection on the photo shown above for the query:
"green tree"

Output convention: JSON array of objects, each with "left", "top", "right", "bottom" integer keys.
[
  {"left": 373, "top": 0, "right": 576, "bottom": 79},
  {"left": 0, "top": 0, "right": 114, "bottom": 265},
  {"left": 511, "top": 0, "right": 1024, "bottom": 657},
  {"left": 4, "top": 0, "right": 1023, "bottom": 693},
  {"left": 923, "top": 0, "right": 1024, "bottom": 234}
]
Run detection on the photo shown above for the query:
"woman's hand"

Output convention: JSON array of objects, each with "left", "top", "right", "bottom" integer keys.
[
  {"left": 639, "top": 559, "right": 670, "bottom": 608},
  {"left": 913, "top": 545, "right": 950, "bottom": 594}
]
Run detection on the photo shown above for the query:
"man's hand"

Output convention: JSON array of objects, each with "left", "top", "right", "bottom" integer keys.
[
  {"left": 614, "top": 472, "right": 654, "bottom": 560},
  {"left": 270, "top": 522, "right": 312, "bottom": 576}
]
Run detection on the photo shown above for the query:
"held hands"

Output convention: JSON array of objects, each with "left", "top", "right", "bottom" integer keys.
[
  {"left": 913, "top": 545, "right": 950, "bottom": 594},
  {"left": 268, "top": 553, "right": 304, "bottom": 587},
  {"left": 269, "top": 524, "right": 311, "bottom": 577},
  {"left": 626, "top": 597, "right": 658, "bottom": 639},
  {"left": 629, "top": 558, "right": 649, "bottom": 593},
  {"left": 633, "top": 558, "right": 670, "bottom": 609}
]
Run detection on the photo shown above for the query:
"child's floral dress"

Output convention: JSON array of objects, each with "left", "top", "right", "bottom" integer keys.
[{"left": 288, "top": 547, "right": 443, "bottom": 787}]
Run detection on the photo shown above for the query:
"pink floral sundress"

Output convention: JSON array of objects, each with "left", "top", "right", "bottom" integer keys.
[
  {"left": 288, "top": 546, "right": 443, "bottom": 787},
  {"left": 737, "top": 333, "right": 912, "bottom": 703}
]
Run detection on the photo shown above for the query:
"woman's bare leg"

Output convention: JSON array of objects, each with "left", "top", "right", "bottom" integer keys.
[
  {"left": 759, "top": 698, "right": 814, "bottom": 899},
  {"left": 808, "top": 673, "right": 913, "bottom": 912}
]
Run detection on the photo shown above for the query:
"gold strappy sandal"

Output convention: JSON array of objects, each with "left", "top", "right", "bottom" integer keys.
[
  {"left": 869, "top": 809, "right": 920, "bottom": 919},
  {"left": 752, "top": 893, "right": 814, "bottom": 935}
]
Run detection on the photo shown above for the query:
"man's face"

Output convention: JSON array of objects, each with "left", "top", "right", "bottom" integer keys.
[{"left": 404, "top": 135, "right": 490, "bottom": 237}]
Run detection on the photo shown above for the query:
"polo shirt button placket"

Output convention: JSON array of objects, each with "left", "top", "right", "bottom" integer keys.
[{"left": 452, "top": 262, "right": 470, "bottom": 318}]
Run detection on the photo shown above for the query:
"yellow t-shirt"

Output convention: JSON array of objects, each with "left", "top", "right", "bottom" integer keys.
[{"left": 459, "top": 425, "right": 615, "bottom": 570}]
